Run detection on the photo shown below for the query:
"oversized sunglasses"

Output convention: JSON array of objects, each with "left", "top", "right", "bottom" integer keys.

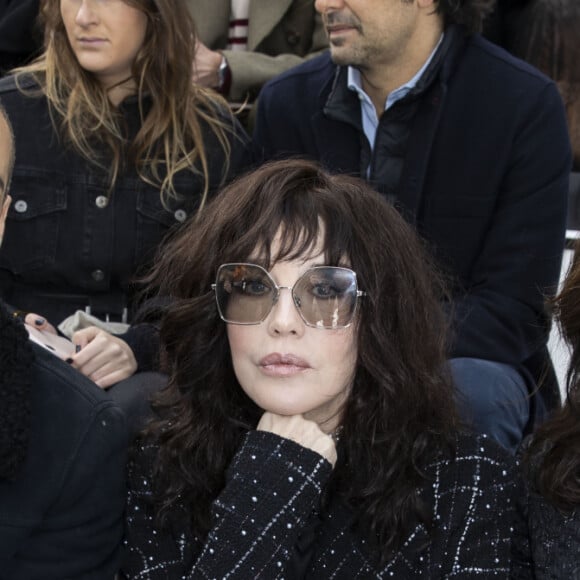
[{"left": 212, "top": 263, "right": 366, "bottom": 329}]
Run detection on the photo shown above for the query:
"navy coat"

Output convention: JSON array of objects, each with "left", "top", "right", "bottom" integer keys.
[
  {"left": 254, "top": 30, "right": 571, "bottom": 407},
  {"left": 0, "top": 304, "right": 128, "bottom": 579}
]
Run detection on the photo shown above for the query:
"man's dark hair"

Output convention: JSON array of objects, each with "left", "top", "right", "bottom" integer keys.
[{"left": 435, "top": 0, "right": 496, "bottom": 33}]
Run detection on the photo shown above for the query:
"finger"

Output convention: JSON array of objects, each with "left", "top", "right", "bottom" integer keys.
[
  {"left": 94, "top": 366, "right": 135, "bottom": 389},
  {"left": 70, "top": 335, "right": 110, "bottom": 371},
  {"left": 256, "top": 413, "right": 336, "bottom": 464},
  {"left": 24, "top": 313, "right": 55, "bottom": 333},
  {"left": 73, "top": 333, "right": 106, "bottom": 368},
  {"left": 87, "top": 359, "right": 120, "bottom": 384},
  {"left": 74, "top": 346, "right": 117, "bottom": 378},
  {"left": 72, "top": 326, "right": 101, "bottom": 350},
  {"left": 87, "top": 351, "right": 135, "bottom": 383},
  {"left": 76, "top": 342, "right": 136, "bottom": 381}
]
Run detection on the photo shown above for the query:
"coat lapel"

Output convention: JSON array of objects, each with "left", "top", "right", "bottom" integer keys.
[
  {"left": 316, "top": 66, "right": 366, "bottom": 177},
  {"left": 248, "top": 0, "right": 293, "bottom": 50},
  {"left": 396, "top": 28, "right": 463, "bottom": 224},
  {"left": 311, "top": 110, "right": 362, "bottom": 177},
  {"left": 397, "top": 82, "right": 446, "bottom": 225}
]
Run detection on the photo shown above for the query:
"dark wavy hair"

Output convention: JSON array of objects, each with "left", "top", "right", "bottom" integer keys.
[
  {"left": 435, "top": 0, "right": 495, "bottom": 33},
  {"left": 142, "top": 159, "right": 459, "bottom": 560},
  {"left": 526, "top": 243, "right": 580, "bottom": 509}
]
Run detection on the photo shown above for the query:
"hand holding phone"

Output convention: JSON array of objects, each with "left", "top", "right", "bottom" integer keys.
[{"left": 25, "top": 323, "right": 76, "bottom": 360}]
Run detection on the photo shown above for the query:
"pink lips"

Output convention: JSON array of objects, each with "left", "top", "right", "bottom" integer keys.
[
  {"left": 259, "top": 353, "right": 311, "bottom": 377},
  {"left": 77, "top": 37, "right": 107, "bottom": 45}
]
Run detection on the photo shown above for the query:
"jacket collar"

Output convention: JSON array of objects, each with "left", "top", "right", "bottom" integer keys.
[
  {"left": 323, "top": 25, "right": 465, "bottom": 125},
  {"left": 317, "top": 26, "right": 468, "bottom": 221},
  {"left": 248, "top": 0, "right": 293, "bottom": 50}
]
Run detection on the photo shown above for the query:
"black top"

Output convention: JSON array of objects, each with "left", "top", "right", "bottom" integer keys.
[
  {"left": 0, "top": 74, "right": 251, "bottom": 328},
  {"left": 122, "top": 430, "right": 519, "bottom": 578}
]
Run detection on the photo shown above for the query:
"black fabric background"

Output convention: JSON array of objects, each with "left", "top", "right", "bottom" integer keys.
[{"left": 0, "top": 0, "right": 42, "bottom": 75}]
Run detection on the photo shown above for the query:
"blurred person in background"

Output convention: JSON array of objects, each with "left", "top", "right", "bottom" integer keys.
[{"left": 188, "top": 0, "right": 327, "bottom": 127}]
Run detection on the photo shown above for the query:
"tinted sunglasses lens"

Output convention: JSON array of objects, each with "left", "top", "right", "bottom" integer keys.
[
  {"left": 215, "top": 264, "right": 274, "bottom": 323},
  {"left": 294, "top": 268, "right": 358, "bottom": 328}
]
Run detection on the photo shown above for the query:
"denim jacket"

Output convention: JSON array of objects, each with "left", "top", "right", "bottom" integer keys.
[{"left": 0, "top": 74, "right": 251, "bottom": 326}]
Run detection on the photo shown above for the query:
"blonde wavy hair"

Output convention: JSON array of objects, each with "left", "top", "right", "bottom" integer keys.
[
  {"left": 16, "top": 0, "right": 233, "bottom": 208},
  {"left": 0, "top": 104, "right": 15, "bottom": 203}
]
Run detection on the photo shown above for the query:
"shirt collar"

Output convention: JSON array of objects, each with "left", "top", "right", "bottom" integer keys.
[{"left": 347, "top": 33, "right": 444, "bottom": 111}]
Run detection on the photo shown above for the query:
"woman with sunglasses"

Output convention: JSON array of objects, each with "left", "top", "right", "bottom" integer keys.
[
  {"left": 0, "top": 0, "right": 249, "bottom": 389},
  {"left": 121, "top": 159, "right": 518, "bottom": 578}
]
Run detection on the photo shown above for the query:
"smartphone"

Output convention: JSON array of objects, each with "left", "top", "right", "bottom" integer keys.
[{"left": 25, "top": 323, "right": 76, "bottom": 360}]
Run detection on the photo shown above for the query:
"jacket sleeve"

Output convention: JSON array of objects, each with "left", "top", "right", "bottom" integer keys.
[
  {"left": 0, "top": 399, "right": 129, "bottom": 577},
  {"left": 119, "top": 323, "right": 160, "bottom": 372},
  {"left": 50, "top": 401, "right": 129, "bottom": 577},
  {"left": 447, "top": 81, "right": 570, "bottom": 367},
  {"left": 434, "top": 435, "right": 520, "bottom": 578},
  {"left": 223, "top": 13, "right": 327, "bottom": 102},
  {"left": 122, "top": 431, "right": 332, "bottom": 579}
]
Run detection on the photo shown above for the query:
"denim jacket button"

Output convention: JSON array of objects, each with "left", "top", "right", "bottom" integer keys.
[
  {"left": 95, "top": 195, "right": 109, "bottom": 209},
  {"left": 91, "top": 269, "right": 105, "bottom": 282},
  {"left": 14, "top": 200, "right": 28, "bottom": 213},
  {"left": 174, "top": 209, "right": 187, "bottom": 222}
]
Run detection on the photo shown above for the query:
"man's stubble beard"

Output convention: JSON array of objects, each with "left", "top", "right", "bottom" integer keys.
[{"left": 329, "top": 42, "right": 367, "bottom": 68}]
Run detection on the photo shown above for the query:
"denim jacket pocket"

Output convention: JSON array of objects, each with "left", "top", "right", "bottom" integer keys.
[
  {"left": 1, "top": 168, "right": 67, "bottom": 274},
  {"left": 135, "top": 181, "right": 197, "bottom": 266}
]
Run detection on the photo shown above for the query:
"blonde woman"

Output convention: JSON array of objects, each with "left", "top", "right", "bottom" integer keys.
[{"left": 0, "top": 0, "right": 250, "bottom": 388}]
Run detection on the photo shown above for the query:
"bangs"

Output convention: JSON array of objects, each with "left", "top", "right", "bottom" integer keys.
[{"left": 223, "top": 185, "right": 351, "bottom": 270}]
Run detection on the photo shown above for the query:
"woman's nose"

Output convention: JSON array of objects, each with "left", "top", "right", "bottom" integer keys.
[
  {"left": 75, "top": 0, "right": 98, "bottom": 27},
  {"left": 267, "top": 287, "right": 305, "bottom": 336}
]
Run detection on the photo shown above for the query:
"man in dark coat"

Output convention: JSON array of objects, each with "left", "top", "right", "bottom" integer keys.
[
  {"left": 0, "top": 104, "right": 128, "bottom": 578},
  {"left": 253, "top": 0, "right": 571, "bottom": 452}
]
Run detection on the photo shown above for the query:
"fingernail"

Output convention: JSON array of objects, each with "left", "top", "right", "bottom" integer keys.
[
  {"left": 65, "top": 358, "right": 74, "bottom": 364},
  {"left": 75, "top": 344, "right": 82, "bottom": 353},
  {"left": 34, "top": 318, "right": 46, "bottom": 326}
]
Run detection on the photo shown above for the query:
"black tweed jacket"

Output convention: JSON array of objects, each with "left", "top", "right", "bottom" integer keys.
[{"left": 122, "top": 430, "right": 518, "bottom": 578}]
